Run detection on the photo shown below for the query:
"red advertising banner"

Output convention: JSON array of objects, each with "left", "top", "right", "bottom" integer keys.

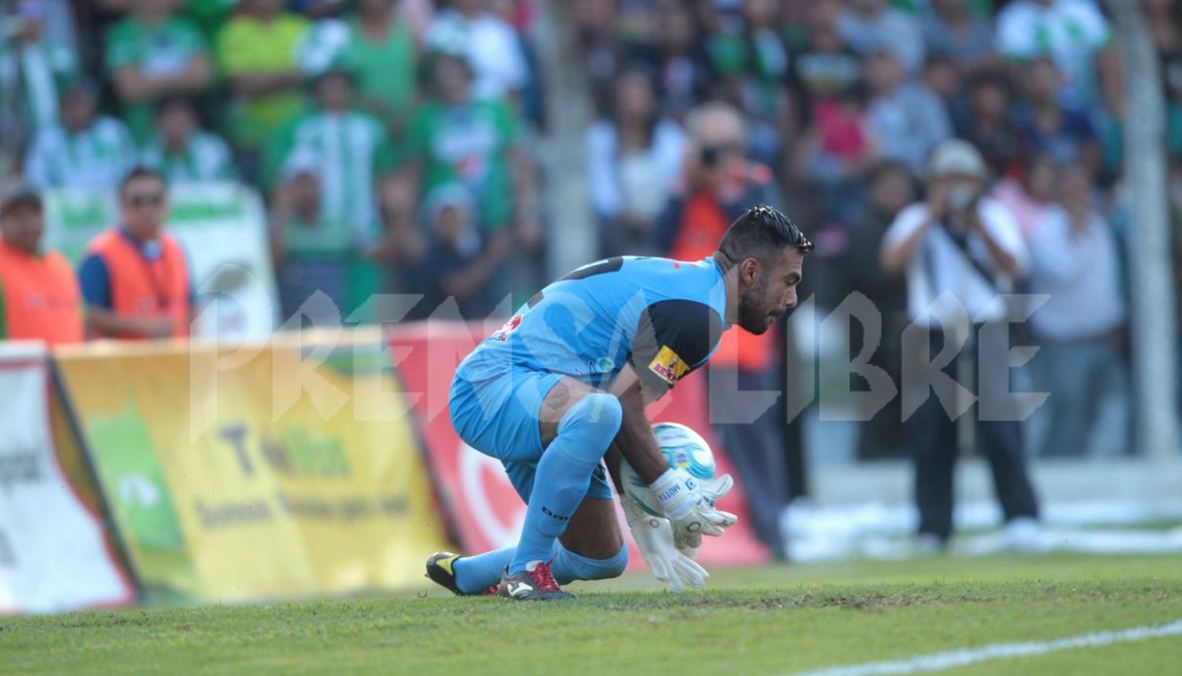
[{"left": 389, "top": 322, "right": 769, "bottom": 570}]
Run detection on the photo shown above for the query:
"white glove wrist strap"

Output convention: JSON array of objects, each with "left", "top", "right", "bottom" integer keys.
[{"left": 652, "top": 469, "right": 684, "bottom": 502}]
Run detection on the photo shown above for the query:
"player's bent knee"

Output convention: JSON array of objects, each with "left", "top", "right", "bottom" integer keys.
[
  {"left": 555, "top": 393, "right": 623, "bottom": 465},
  {"left": 563, "top": 392, "right": 622, "bottom": 435}
]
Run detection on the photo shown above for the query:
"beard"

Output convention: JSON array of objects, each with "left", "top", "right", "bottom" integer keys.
[{"left": 737, "top": 278, "right": 775, "bottom": 334}]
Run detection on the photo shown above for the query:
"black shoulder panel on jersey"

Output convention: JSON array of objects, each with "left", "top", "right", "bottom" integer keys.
[
  {"left": 629, "top": 299, "right": 725, "bottom": 395},
  {"left": 557, "top": 257, "right": 624, "bottom": 282}
]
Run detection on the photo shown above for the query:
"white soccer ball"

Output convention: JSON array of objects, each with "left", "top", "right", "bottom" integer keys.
[{"left": 620, "top": 422, "right": 716, "bottom": 517}]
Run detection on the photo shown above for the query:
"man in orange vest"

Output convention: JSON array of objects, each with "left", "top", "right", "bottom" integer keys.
[
  {"left": 655, "top": 102, "right": 795, "bottom": 558},
  {"left": 78, "top": 168, "right": 194, "bottom": 340},
  {"left": 0, "top": 188, "right": 84, "bottom": 345}
]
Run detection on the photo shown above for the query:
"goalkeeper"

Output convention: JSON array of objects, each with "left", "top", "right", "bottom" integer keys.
[{"left": 426, "top": 205, "right": 812, "bottom": 600}]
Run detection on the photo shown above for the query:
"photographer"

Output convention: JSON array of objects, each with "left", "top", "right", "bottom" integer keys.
[
  {"left": 654, "top": 102, "right": 791, "bottom": 558},
  {"left": 655, "top": 103, "right": 779, "bottom": 257},
  {"left": 880, "top": 139, "right": 1040, "bottom": 551}
]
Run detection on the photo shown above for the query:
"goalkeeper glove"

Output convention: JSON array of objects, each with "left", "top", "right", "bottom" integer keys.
[
  {"left": 650, "top": 468, "right": 737, "bottom": 550},
  {"left": 623, "top": 494, "right": 708, "bottom": 592}
]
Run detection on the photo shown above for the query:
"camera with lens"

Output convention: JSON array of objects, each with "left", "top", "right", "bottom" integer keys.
[{"left": 699, "top": 144, "right": 721, "bottom": 167}]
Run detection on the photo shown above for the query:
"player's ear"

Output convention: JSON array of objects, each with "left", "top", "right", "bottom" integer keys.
[{"left": 740, "top": 257, "right": 761, "bottom": 286}]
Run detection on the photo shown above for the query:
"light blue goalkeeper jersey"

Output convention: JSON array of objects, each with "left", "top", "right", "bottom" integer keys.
[{"left": 455, "top": 255, "right": 731, "bottom": 395}]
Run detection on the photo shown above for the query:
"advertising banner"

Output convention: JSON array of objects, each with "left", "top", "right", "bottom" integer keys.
[
  {"left": 42, "top": 181, "right": 278, "bottom": 339},
  {"left": 0, "top": 342, "right": 133, "bottom": 613},
  {"left": 388, "top": 322, "right": 769, "bottom": 569},
  {"left": 53, "top": 331, "right": 450, "bottom": 603}
]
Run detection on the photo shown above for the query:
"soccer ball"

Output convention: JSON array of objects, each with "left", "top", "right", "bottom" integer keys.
[{"left": 620, "top": 422, "right": 716, "bottom": 517}]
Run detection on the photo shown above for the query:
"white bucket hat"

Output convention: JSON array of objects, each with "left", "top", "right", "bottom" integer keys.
[{"left": 927, "top": 139, "right": 989, "bottom": 181}]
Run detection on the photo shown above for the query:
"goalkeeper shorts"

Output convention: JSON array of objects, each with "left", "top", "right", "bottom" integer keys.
[{"left": 448, "top": 368, "right": 614, "bottom": 503}]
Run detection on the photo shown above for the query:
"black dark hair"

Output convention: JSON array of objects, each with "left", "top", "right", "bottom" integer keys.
[
  {"left": 838, "top": 78, "right": 869, "bottom": 106},
  {"left": 420, "top": 50, "right": 474, "bottom": 92},
  {"left": 155, "top": 95, "right": 197, "bottom": 118},
  {"left": 718, "top": 205, "right": 813, "bottom": 266},
  {"left": 968, "top": 69, "right": 1011, "bottom": 99},
  {"left": 610, "top": 62, "right": 661, "bottom": 145},
  {"left": 923, "top": 52, "right": 956, "bottom": 72},
  {"left": 314, "top": 67, "right": 357, "bottom": 90},
  {"left": 0, "top": 189, "right": 41, "bottom": 219},
  {"left": 866, "top": 160, "right": 916, "bottom": 190},
  {"left": 119, "top": 167, "right": 166, "bottom": 198}
]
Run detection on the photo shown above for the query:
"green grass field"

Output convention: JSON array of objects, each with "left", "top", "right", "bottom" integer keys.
[{"left": 3, "top": 554, "right": 1181, "bottom": 675}]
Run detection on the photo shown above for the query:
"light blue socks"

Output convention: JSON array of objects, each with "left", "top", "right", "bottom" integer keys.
[
  {"left": 453, "top": 546, "right": 515, "bottom": 593},
  {"left": 550, "top": 541, "right": 628, "bottom": 584},
  {"left": 452, "top": 391, "right": 624, "bottom": 591},
  {"left": 454, "top": 541, "right": 628, "bottom": 593},
  {"left": 507, "top": 393, "right": 621, "bottom": 574}
]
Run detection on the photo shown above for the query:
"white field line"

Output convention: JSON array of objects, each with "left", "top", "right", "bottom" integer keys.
[{"left": 794, "top": 620, "right": 1182, "bottom": 676}]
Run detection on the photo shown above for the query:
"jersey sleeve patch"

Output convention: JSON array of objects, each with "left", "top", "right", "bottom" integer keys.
[{"left": 648, "top": 345, "right": 691, "bottom": 385}]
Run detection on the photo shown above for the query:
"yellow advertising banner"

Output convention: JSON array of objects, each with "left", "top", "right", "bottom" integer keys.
[{"left": 53, "top": 330, "right": 450, "bottom": 603}]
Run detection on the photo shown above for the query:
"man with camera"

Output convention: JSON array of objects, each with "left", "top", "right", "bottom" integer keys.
[
  {"left": 880, "top": 139, "right": 1041, "bottom": 551},
  {"left": 653, "top": 102, "right": 792, "bottom": 558}
]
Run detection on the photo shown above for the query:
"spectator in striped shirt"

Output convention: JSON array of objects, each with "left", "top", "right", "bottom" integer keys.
[
  {"left": 140, "top": 97, "right": 236, "bottom": 184},
  {"left": 22, "top": 78, "right": 137, "bottom": 190},
  {"left": 280, "top": 67, "right": 401, "bottom": 322}
]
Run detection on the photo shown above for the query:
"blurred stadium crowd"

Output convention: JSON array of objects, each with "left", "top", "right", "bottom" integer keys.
[
  {"left": 2, "top": 1, "right": 1182, "bottom": 553},
  {"left": 1, "top": 0, "right": 551, "bottom": 323},
  {"left": 3, "top": 0, "right": 1182, "bottom": 316},
  {"left": 572, "top": 0, "right": 1182, "bottom": 484}
]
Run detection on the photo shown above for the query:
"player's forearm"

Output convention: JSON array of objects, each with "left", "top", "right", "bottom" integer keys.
[
  {"left": 604, "top": 442, "right": 626, "bottom": 494},
  {"left": 441, "top": 233, "right": 510, "bottom": 298},
  {"left": 980, "top": 234, "right": 1020, "bottom": 277},
  {"left": 1098, "top": 45, "right": 1124, "bottom": 119},
  {"left": 614, "top": 384, "right": 668, "bottom": 484},
  {"left": 166, "top": 57, "right": 213, "bottom": 91},
  {"left": 879, "top": 238, "right": 916, "bottom": 275},
  {"left": 441, "top": 260, "right": 494, "bottom": 298},
  {"left": 268, "top": 207, "right": 290, "bottom": 264},
  {"left": 511, "top": 150, "right": 540, "bottom": 222},
  {"left": 971, "top": 217, "right": 1022, "bottom": 277},
  {"left": 84, "top": 307, "right": 162, "bottom": 339},
  {"left": 880, "top": 216, "right": 932, "bottom": 274},
  {"left": 113, "top": 69, "right": 155, "bottom": 102},
  {"left": 229, "top": 71, "right": 303, "bottom": 97}
]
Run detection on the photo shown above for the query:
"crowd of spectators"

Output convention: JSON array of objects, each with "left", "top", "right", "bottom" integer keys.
[
  {"left": 0, "top": 0, "right": 546, "bottom": 322},
  {"left": 2, "top": 1, "right": 1182, "bottom": 494},
  {"left": 567, "top": 0, "right": 1182, "bottom": 550},
  {"left": 576, "top": 0, "right": 1181, "bottom": 246},
  {"left": 573, "top": 0, "right": 1181, "bottom": 445}
]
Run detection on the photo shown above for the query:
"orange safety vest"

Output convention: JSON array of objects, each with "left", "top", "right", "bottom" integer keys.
[
  {"left": 0, "top": 240, "right": 84, "bottom": 345},
  {"left": 669, "top": 191, "right": 777, "bottom": 373},
  {"left": 85, "top": 229, "right": 191, "bottom": 339}
]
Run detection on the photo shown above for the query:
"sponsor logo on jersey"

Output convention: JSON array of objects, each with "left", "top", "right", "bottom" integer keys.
[
  {"left": 491, "top": 314, "right": 523, "bottom": 342},
  {"left": 648, "top": 345, "right": 689, "bottom": 385},
  {"left": 589, "top": 356, "right": 615, "bottom": 374}
]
